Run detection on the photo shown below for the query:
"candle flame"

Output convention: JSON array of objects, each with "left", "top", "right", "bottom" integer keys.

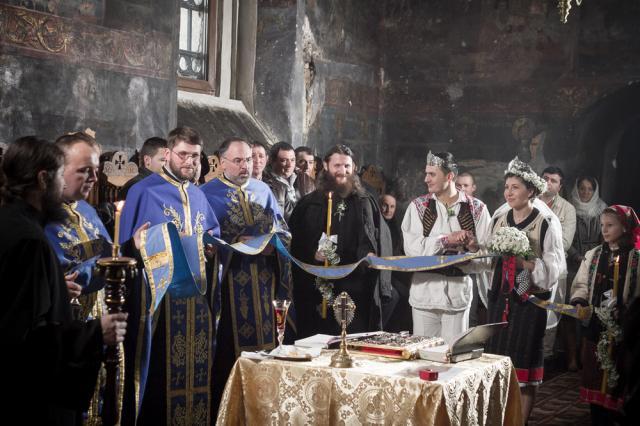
[{"left": 115, "top": 200, "right": 125, "bottom": 213}]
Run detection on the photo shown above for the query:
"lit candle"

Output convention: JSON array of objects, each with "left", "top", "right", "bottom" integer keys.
[
  {"left": 322, "top": 192, "right": 333, "bottom": 319},
  {"left": 113, "top": 201, "right": 125, "bottom": 257},
  {"left": 601, "top": 255, "right": 620, "bottom": 394},
  {"left": 326, "top": 191, "right": 333, "bottom": 238},
  {"left": 613, "top": 255, "right": 620, "bottom": 292}
]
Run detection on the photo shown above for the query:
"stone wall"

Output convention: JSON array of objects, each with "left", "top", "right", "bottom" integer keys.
[
  {"left": 254, "top": 0, "right": 301, "bottom": 145},
  {"left": 0, "top": 0, "right": 176, "bottom": 152},
  {"left": 254, "top": 0, "right": 382, "bottom": 167},
  {"left": 379, "top": 0, "right": 640, "bottom": 211},
  {"left": 2, "top": 1, "right": 639, "bottom": 210}
]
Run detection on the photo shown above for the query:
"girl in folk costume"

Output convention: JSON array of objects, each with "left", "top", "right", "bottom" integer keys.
[
  {"left": 486, "top": 158, "right": 566, "bottom": 423},
  {"left": 570, "top": 205, "right": 640, "bottom": 424}
]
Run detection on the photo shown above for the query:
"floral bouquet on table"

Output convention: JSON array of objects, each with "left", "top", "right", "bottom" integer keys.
[{"left": 488, "top": 227, "right": 535, "bottom": 319}]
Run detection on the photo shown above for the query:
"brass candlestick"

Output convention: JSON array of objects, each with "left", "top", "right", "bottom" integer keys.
[
  {"left": 94, "top": 244, "right": 137, "bottom": 426},
  {"left": 330, "top": 291, "right": 356, "bottom": 368}
]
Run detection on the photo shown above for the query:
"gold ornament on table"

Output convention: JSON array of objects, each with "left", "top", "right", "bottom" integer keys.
[
  {"left": 93, "top": 200, "right": 137, "bottom": 426},
  {"left": 330, "top": 291, "right": 356, "bottom": 368}
]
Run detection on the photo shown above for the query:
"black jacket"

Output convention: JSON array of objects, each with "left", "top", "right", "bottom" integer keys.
[
  {"left": 0, "top": 199, "right": 103, "bottom": 425},
  {"left": 289, "top": 188, "right": 392, "bottom": 337}
]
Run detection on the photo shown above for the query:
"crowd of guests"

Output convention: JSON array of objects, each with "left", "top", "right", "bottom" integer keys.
[{"left": 0, "top": 127, "right": 638, "bottom": 425}]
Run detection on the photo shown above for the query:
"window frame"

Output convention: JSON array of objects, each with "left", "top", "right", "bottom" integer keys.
[{"left": 177, "top": 0, "right": 220, "bottom": 95}]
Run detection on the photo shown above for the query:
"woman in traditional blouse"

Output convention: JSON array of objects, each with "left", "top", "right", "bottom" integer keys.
[
  {"left": 570, "top": 205, "right": 640, "bottom": 425},
  {"left": 486, "top": 157, "right": 565, "bottom": 422}
]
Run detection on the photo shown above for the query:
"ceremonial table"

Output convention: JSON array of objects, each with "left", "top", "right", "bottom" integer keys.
[{"left": 216, "top": 351, "right": 523, "bottom": 425}]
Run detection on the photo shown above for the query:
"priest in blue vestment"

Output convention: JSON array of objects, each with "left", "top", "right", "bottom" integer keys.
[
  {"left": 119, "top": 127, "right": 221, "bottom": 426},
  {"left": 45, "top": 132, "right": 111, "bottom": 315},
  {"left": 44, "top": 132, "right": 115, "bottom": 424},
  {"left": 200, "top": 138, "right": 294, "bottom": 414}
]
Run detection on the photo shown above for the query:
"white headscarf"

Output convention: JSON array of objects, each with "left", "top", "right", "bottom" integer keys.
[{"left": 570, "top": 178, "right": 607, "bottom": 219}]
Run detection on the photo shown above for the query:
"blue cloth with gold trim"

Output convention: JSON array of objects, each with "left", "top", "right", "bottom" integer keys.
[
  {"left": 139, "top": 221, "right": 209, "bottom": 312},
  {"left": 201, "top": 176, "right": 294, "bottom": 355},
  {"left": 118, "top": 170, "right": 221, "bottom": 426},
  {"left": 205, "top": 231, "right": 484, "bottom": 278},
  {"left": 44, "top": 200, "right": 111, "bottom": 296}
]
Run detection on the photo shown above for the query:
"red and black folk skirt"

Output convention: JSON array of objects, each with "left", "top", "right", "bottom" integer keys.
[
  {"left": 579, "top": 326, "right": 625, "bottom": 411},
  {"left": 486, "top": 288, "right": 550, "bottom": 385}
]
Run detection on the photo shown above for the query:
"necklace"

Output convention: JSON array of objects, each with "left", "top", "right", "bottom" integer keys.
[
  {"left": 437, "top": 192, "right": 458, "bottom": 217},
  {"left": 445, "top": 204, "right": 456, "bottom": 217}
]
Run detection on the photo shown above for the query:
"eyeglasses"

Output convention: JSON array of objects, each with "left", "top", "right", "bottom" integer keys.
[
  {"left": 223, "top": 156, "right": 253, "bottom": 166},
  {"left": 171, "top": 150, "right": 200, "bottom": 162}
]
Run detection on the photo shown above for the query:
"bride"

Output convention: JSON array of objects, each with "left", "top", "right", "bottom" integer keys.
[{"left": 485, "top": 157, "right": 565, "bottom": 423}]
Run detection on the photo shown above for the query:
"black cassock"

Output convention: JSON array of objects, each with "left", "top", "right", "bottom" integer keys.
[
  {"left": 289, "top": 189, "right": 392, "bottom": 339},
  {"left": 0, "top": 199, "right": 103, "bottom": 426}
]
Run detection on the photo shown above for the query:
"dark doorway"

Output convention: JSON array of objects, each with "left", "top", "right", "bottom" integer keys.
[
  {"left": 614, "top": 118, "right": 640, "bottom": 211},
  {"left": 573, "top": 83, "right": 640, "bottom": 204}
]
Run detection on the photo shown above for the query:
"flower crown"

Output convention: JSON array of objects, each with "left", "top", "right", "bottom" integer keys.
[{"left": 504, "top": 157, "right": 547, "bottom": 194}]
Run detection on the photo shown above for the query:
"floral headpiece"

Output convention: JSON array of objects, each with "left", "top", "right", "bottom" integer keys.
[{"left": 504, "top": 157, "right": 547, "bottom": 194}]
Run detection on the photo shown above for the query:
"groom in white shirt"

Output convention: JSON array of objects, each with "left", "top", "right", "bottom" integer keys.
[{"left": 401, "top": 152, "right": 491, "bottom": 343}]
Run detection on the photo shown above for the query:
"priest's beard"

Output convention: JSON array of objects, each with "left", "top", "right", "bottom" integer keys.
[
  {"left": 317, "top": 170, "right": 364, "bottom": 198},
  {"left": 167, "top": 157, "right": 196, "bottom": 182},
  {"left": 42, "top": 185, "right": 66, "bottom": 223}
]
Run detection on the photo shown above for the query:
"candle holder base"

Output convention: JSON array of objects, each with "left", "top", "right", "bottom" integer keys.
[
  {"left": 329, "top": 346, "right": 354, "bottom": 368},
  {"left": 329, "top": 292, "right": 355, "bottom": 369}
]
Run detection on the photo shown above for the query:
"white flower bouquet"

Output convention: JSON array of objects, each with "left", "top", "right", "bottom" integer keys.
[
  {"left": 487, "top": 227, "right": 534, "bottom": 259},
  {"left": 594, "top": 306, "right": 623, "bottom": 390}
]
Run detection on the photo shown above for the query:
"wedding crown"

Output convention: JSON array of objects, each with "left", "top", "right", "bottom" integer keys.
[
  {"left": 426, "top": 151, "right": 445, "bottom": 167},
  {"left": 426, "top": 151, "right": 458, "bottom": 174},
  {"left": 504, "top": 157, "right": 547, "bottom": 194}
]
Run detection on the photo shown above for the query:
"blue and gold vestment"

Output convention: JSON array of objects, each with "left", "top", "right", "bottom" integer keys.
[
  {"left": 119, "top": 169, "right": 220, "bottom": 426},
  {"left": 45, "top": 199, "right": 111, "bottom": 316},
  {"left": 201, "top": 176, "right": 294, "bottom": 357},
  {"left": 44, "top": 199, "right": 112, "bottom": 423}
]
